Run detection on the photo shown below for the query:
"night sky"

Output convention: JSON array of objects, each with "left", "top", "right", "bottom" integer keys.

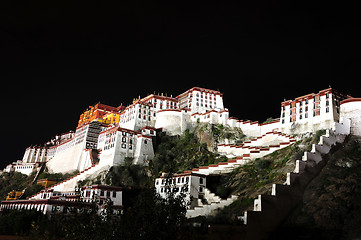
[{"left": 1, "top": 0, "right": 360, "bottom": 169}]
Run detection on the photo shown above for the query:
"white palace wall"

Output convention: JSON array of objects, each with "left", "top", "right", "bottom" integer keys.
[
  {"left": 46, "top": 143, "right": 89, "bottom": 174},
  {"left": 155, "top": 110, "right": 191, "bottom": 135},
  {"left": 340, "top": 98, "right": 361, "bottom": 136}
]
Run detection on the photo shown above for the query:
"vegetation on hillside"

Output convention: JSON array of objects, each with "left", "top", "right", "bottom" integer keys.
[
  {"left": 3, "top": 126, "right": 359, "bottom": 239},
  {"left": 0, "top": 189, "right": 194, "bottom": 240},
  {"left": 270, "top": 135, "right": 361, "bottom": 240},
  {"left": 0, "top": 172, "right": 33, "bottom": 200},
  {"left": 0, "top": 169, "right": 80, "bottom": 201},
  {"left": 195, "top": 123, "right": 246, "bottom": 151},
  {"left": 207, "top": 130, "right": 326, "bottom": 223},
  {"left": 150, "top": 129, "right": 229, "bottom": 177}
]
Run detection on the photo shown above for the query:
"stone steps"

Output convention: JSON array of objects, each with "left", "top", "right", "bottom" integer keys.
[{"left": 238, "top": 128, "right": 348, "bottom": 239}]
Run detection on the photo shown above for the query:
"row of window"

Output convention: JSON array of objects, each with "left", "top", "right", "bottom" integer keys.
[
  {"left": 156, "top": 176, "right": 205, "bottom": 185},
  {"left": 282, "top": 94, "right": 331, "bottom": 110},
  {"left": 16, "top": 165, "right": 34, "bottom": 169},
  {"left": 121, "top": 143, "right": 133, "bottom": 149},
  {"left": 283, "top": 106, "right": 330, "bottom": 123},
  {"left": 84, "top": 190, "right": 117, "bottom": 198},
  {"left": 283, "top": 101, "right": 329, "bottom": 114},
  {"left": 104, "top": 143, "right": 115, "bottom": 150},
  {"left": 105, "top": 137, "right": 116, "bottom": 145},
  {"left": 195, "top": 103, "right": 213, "bottom": 108},
  {"left": 138, "top": 114, "right": 152, "bottom": 121},
  {"left": 194, "top": 92, "right": 217, "bottom": 100},
  {"left": 156, "top": 177, "right": 190, "bottom": 185},
  {"left": 160, "top": 186, "right": 189, "bottom": 193}
]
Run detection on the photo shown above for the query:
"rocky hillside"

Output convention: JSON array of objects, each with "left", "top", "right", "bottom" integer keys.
[
  {"left": 195, "top": 123, "right": 246, "bottom": 151},
  {"left": 270, "top": 135, "right": 361, "bottom": 240},
  {"left": 206, "top": 130, "right": 326, "bottom": 222}
]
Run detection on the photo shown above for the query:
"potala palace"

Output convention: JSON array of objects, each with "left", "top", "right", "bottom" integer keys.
[{"left": 1, "top": 87, "right": 361, "bottom": 229}]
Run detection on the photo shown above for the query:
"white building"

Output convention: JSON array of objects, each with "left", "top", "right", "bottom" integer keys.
[
  {"left": 0, "top": 185, "right": 123, "bottom": 215},
  {"left": 176, "top": 87, "right": 224, "bottom": 113},
  {"left": 155, "top": 172, "right": 206, "bottom": 208},
  {"left": 97, "top": 126, "right": 155, "bottom": 166},
  {"left": 119, "top": 94, "right": 178, "bottom": 131},
  {"left": 340, "top": 98, "right": 361, "bottom": 136},
  {"left": 3, "top": 161, "right": 38, "bottom": 175},
  {"left": 279, "top": 88, "right": 351, "bottom": 135},
  {"left": 5, "top": 86, "right": 357, "bottom": 178}
]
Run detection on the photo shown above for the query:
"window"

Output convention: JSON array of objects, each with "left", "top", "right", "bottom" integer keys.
[
  {"left": 199, "top": 178, "right": 203, "bottom": 184},
  {"left": 100, "top": 190, "right": 104, "bottom": 196},
  {"left": 112, "top": 191, "right": 117, "bottom": 198},
  {"left": 107, "top": 191, "right": 111, "bottom": 198},
  {"left": 199, "top": 187, "right": 203, "bottom": 192},
  {"left": 144, "top": 140, "right": 147, "bottom": 144}
]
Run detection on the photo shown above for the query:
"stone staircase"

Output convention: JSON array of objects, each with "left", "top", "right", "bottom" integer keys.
[
  {"left": 218, "top": 131, "right": 296, "bottom": 159},
  {"left": 186, "top": 187, "right": 238, "bottom": 218},
  {"left": 238, "top": 129, "right": 348, "bottom": 239},
  {"left": 29, "top": 163, "right": 110, "bottom": 200},
  {"left": 189, "top": 132, "right": 295, "bottom": 176},
  {"left": 181, "top": 131, "right": 296, "bottom": 218}
]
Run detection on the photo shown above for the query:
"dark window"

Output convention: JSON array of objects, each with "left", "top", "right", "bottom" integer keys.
[
  {"left": 100, "top": 190, "right": 104, "bottom": 196},
  {"left": 107, "top": 191, "right": 110, "bottom": 198},
  {"left": 113, "top": 191, "right": 117, "bottom": 198}
]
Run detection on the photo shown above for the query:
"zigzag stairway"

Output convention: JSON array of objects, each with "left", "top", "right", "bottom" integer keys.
[{"left": 239, "top": 129, "right": 347, "bottom": 239}]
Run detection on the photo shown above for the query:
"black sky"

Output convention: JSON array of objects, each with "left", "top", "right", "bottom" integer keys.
[{"left": 1, "top": 0, "right": 360, "bottom": 168}]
